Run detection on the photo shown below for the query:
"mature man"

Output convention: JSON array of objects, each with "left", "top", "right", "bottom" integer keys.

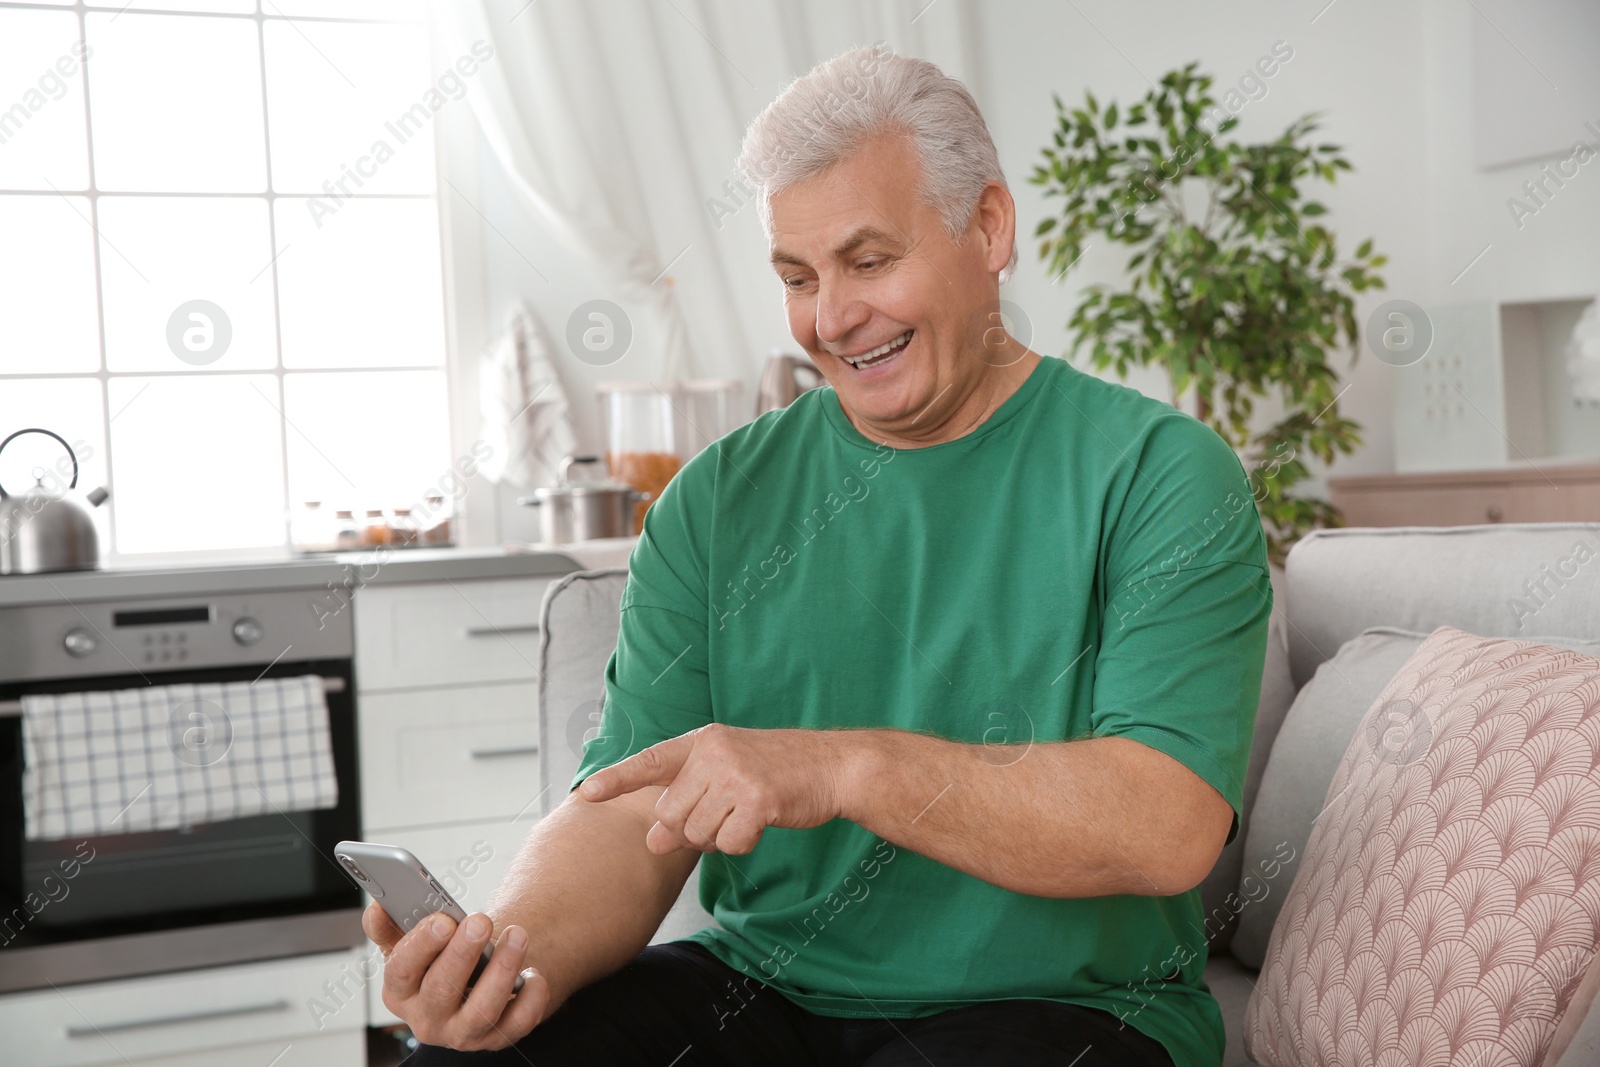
[{"left": 371, "top": 44, "right": 1271, "bottom": 1067}]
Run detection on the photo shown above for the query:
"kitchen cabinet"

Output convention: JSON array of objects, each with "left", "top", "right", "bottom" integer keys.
[
  {"left": 354, "top": 578, "right": 547, "bottom": 691},
  {"left": 353, "top": 575, "right": 552, "bottom": 1030},
  {"left": 358, "top": 682, "right": 542, "bottom": 830},
  {"left": 1328, "top": 463, "right": 1600, "bottom": 526},
  {"left": 123, "top": 1032, "right": 363, "bottom": 1066},
  {"left": 0, "top": 949, "right": 368, "bottom": 1067}
]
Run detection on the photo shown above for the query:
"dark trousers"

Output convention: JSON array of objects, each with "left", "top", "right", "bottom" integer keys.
[{"left": 403, "top": 940, "right": 1176, "bottom": 1066}]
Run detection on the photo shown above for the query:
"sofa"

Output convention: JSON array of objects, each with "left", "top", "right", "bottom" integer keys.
[{"left": 536, "top": 523, "right": 1600, "bottom": 1065}]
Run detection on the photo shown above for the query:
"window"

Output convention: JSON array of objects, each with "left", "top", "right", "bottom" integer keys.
[{"left": 0, "top": 0, "right": 452, "bottom": 560}]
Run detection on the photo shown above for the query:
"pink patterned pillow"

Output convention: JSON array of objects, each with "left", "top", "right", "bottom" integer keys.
[{"left": 1245, "top": 625, "right": 1600, "bottom": 1067}]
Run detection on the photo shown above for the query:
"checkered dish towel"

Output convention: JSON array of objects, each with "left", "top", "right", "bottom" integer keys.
[{"left": 21, "top": 675, "right": 339, "bottom": 842}]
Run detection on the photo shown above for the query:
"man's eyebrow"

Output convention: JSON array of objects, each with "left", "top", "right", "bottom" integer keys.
[{"left": 769, "top": 226, "right": 904, "bottom": 269}]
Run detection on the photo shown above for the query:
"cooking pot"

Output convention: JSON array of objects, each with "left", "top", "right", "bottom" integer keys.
[
  {"left": 0, "top": 428, "right": 109, "bottom": 575},
  {"left": 517, "top": 455, "right": 649, "bottom": 544}
]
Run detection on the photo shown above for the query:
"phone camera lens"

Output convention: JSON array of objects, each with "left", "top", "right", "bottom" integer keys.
[{"left": 339, "top": 855, "right": 369, "bottom": 881}]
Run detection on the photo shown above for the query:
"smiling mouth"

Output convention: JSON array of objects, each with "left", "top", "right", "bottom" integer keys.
[{"left": 842, "top": 330, "right": 913, "bottom": 371}]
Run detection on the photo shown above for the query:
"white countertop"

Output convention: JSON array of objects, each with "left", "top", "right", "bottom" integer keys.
[
  {"left": 0, "top": 544, "right": 596, "bottom": 608},
  {"left": 505, "top": 537, "right": 635, "bottom": 572}
]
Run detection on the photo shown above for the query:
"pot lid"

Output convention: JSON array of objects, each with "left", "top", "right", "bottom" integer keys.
[{"left": 527, "top": 479, "right": 636, "bottom": 497}]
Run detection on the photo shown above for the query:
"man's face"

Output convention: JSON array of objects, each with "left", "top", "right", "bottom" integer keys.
[{"left": 767, "top": 133, "right": 1010, "bottom": 440}]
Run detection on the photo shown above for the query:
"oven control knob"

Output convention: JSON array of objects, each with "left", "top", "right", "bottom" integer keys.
[
  {"left": 63, "top": 627, "right": 97, "bottom": 658},
  {"left": 232, "top": 617, "right": 265, "bottom": 646}
]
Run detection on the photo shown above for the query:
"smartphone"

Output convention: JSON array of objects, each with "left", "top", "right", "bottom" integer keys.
[{"left": 335, "top": 840, "right": 525, "bottom": 994}]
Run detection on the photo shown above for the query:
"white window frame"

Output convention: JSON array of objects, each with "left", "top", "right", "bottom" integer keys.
[{"left": 0, "top": 0, "right": 467, "bottom": 565}]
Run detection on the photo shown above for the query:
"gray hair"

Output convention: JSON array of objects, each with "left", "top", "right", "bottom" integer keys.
[{"left": 738, "top": 44, "right": 1018, "bottom": 285}]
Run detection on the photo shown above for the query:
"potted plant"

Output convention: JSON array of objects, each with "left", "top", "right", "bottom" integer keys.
[{"left": 1030, "top": 63, "right": 1387, "bottom": 564}]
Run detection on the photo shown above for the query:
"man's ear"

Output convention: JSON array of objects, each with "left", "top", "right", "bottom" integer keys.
[{"left": 972, "top": 181, "right": 1016, "bottom": 276}]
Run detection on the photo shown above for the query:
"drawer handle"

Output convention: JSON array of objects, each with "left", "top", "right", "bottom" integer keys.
[
  {"left": 66, "top": 998, "right": 291, "bottom": 1038},
  {"left": 1486, "top": 505, "right": 1503, "bottom": 522},
  {"left": 470, "top": 744, "right": 540, "bottom": 760},
  {"left": 464, "top": 624, "right": 541, "bottom": 637}
]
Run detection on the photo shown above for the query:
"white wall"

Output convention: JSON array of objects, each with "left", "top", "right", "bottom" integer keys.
[
  {"left": 441, "top": 0, "right": 1600, "bottom": 543},
  {"left": 1421, "top": 0, "right": 1600, "bottom": 313}
]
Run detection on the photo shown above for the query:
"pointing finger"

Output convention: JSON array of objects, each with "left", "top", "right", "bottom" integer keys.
[{"left": 580, "top": 733, "right": 693, "bottom": 801}]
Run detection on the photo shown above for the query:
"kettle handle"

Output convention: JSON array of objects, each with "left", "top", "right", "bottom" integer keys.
[{"left": 0, "top": 427, "right": 77, "bottom": 498}]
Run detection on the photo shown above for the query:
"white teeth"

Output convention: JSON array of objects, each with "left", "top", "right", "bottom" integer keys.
[{"left": 845, "top": 330, "right": 912, "bottom": 369}]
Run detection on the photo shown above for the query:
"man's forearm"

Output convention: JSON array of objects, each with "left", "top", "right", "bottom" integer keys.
[
  {"left": 484, "top": 787, "right": 698, "bottom": 1013},
  {"left": 835, "top": 730, "right": 1230, "bottom": 899}
]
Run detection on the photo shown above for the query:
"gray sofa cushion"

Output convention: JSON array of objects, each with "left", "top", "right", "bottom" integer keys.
[
  {"left": 1198, "top": 578, "right": 1295, "bottom": 956},
  {"left": 536, "top": 568, "right": 719, "bottom": 944},
  {"left": 1231, "top": 624, "right": 1600, "bottom": 970},
  {"left": 1203, "top": 953, "right": 1261, "bottom": 1067},
  {"left": 1283, "top": 524, "right": 1600, "bottom": 689},
  {"left": 1550, "top": 955, "right": 1600, "bottom": 1065},
  {"left": 539, "top": 569, "right": 629, "bottom": 812},
  {"left": 1231, "top": 627, "right": 1424, "bottom": 967}
]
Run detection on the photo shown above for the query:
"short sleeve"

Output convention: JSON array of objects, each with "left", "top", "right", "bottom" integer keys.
[
  {"left": 1091, "top": 414, "right": 1273, "bottom": 846},
  {"left": 569, "top": 453, "right": 716, "bottom": 791}
]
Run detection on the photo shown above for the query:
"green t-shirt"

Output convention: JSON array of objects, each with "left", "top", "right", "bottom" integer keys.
[{"left": 572, "top": 355, "right": 1272, "bottom": 1067}]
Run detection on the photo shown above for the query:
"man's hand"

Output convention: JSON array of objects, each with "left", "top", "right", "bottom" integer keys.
[
  {"left": 363, "top": 902, "right": 549, "bottom": 1052},
  {"left": 577, "top": 723, "right": 853, "bottom": 855}
]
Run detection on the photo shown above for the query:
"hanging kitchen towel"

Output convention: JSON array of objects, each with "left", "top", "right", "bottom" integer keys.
[
  {"left": 20, "top": 675, "right": 339, "bottom": 841},
  {"left": 478, "top": 300, "right": 577, "bottom": 488}
]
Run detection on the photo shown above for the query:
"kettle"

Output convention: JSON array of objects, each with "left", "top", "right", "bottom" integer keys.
[
  {"left": 0, "top": 428, "right": 109, "bottom": 575},
  {"left": 756, "top": 350, "right": 825, "bottom": 416}
]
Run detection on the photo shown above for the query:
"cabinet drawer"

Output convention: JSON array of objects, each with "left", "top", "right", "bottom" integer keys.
[
  {"left": 355, "top": 578, "right": 550, "bottom": 690},
  {"left": 128, "top": 1030, "right": 362, "bottom": 1067},
  {"left": 0, "top": 950, "right": 366, "bottom": 1067},
  {"left": 1509, "top": 481, "right": 1600, "bottom": 522},
  {"left": 362, "top": 819, "right": 532, "bottom": 1027},
  {"left": 360, "top": 682, "right": 542, "bottom": 831},
  {"left": 1332, "top": 483, "right": 1516, "bottom": 526}
]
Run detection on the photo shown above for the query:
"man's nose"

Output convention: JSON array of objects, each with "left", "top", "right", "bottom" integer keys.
[{"left": 814, "top": 276, "right": 869, "bottom": 349}]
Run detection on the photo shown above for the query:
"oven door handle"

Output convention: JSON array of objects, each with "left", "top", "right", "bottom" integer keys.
[
  {"left": 65, "top": 998, "right": 292, "bottom": 1037},
  {"left": 1, "top": 675, "right": 345, "bottom": 718}
]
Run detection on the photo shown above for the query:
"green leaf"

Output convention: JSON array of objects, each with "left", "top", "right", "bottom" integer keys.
[{"left": 1035, "top": 216, "right": 1059, "bottom": 236}]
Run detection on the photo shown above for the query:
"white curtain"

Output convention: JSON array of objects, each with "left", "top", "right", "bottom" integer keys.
[{"left": 428, "top": 0, "right": 981, "bottom": 389}]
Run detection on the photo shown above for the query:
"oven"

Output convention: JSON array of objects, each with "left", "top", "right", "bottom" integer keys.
[{"left": 0, "top": 571, "right": 364, "bottom": 994}]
